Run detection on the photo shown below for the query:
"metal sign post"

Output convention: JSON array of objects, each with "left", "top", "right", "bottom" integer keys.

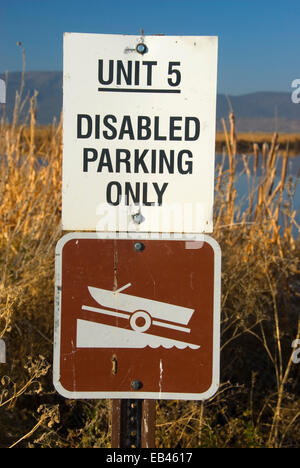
[{"left": 111, "top": 399, "right": 156, "bottom": 448}]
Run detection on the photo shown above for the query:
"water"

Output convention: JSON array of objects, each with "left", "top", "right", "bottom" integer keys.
[{"left": 215, "top": 154, "right": 300, "bottom": 233}]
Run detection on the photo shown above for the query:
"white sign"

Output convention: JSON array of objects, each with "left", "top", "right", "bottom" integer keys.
[{"left": 62, "top": 33, "right": 218, "bottom": 233}]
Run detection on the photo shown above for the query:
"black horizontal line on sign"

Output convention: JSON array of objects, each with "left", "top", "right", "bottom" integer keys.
[{"left": 98, "top": 88, "right": 181, "bottom": 94}]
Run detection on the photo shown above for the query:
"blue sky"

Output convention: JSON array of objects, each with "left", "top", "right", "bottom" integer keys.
[{"left": 0, "top": 0, "right": 299, "bottom": 95}]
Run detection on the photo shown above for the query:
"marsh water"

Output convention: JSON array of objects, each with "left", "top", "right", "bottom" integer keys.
[{"left": 215, "top": 154, "right": 300, "bottom": 232}]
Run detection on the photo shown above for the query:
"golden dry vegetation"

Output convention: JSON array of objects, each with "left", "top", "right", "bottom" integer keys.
[
  {"left": 216, "top": 130, "right": 300, "bottom": 155},
  {"left": 0, "top": 92, "right": 299, "bottom": 448}
]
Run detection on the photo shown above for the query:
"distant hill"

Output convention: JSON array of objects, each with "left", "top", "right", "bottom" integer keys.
[
  {"left": 0, "top": 71, "right": 62, "bottom": 125},
  {"left": 217, "top": 92, "right": 300, "bottom": 133},
  {"left": 1, "top": 71, "right": 300, "bottom": 132}
]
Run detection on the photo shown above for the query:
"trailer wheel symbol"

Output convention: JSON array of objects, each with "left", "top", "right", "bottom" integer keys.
[{"left": 130, "top": 311, "right": 151, "bottom": 333}]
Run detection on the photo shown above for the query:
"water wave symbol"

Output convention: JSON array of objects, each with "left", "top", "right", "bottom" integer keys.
[{"left": 76, "top": 319, "right": 200, "bottom": 349}]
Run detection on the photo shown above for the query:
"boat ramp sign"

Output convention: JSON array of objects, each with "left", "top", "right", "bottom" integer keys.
[
  {"left": 53, "top": 232, "right": 221, "bottom": 400},
  {"left": 62, "top": 33, "right": 218, "bottom": 233}
]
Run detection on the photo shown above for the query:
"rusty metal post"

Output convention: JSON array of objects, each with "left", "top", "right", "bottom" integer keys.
[
  {"left": 111, "top": 399, "right": 156, "bottom": 448},
  {"left": 111, "top": 399, "right": 122, "bottom": 448},
  {"left": 141, "top": 399, "right": 156, "bottom": 448}
]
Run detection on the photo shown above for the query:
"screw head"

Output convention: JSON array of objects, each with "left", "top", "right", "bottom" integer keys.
[
  {"left": 136, "top": 43, "right": 147, "bottom": 55},
  {"left": 131, "top": 379, "right": 143, "bottom": 390},
  {"left": 134, "top": 242, "right": 144, "bottom": 252},
  {"left": 132, "top": 212, "right": 144, "bottom": 224}
]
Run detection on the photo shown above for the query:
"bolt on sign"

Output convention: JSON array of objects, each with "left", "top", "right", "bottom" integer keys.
[
  {"left": 53, "top": 232, "right": 221, "bottom": 400},
  {"left": 62, "top": 33, "right": 218, "bottom": 233}
]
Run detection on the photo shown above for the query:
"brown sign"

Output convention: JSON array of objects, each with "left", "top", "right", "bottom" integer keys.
[{"left": 53, "top": 233, "right": 221, "bottom": 400}]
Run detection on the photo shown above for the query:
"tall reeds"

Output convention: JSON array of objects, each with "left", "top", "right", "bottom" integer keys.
[
  {"left": 0, "top": 90, "right": 63, "bottom": 447},
  {"left": 212, "top": 111, "right": 300, "bottom": 448},
  {"left": 0, "top": 90, "right": 299, "bottom": 447}
]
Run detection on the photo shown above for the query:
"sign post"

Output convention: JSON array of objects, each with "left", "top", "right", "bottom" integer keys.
[
  {"left": 111, "top": 399, "right": 156, "bottom": 448},
  {"left": 55, "top": 32, "right": 219, "bottom": 448}
]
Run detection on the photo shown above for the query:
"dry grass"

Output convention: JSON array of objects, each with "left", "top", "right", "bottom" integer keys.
[{"left": 0, "top": 93, "right": 299, "bottom": 447}]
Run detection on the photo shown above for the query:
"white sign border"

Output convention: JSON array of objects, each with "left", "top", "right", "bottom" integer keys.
[{"left": 53, "top": 231, "right": 221, "bottom": 400}]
